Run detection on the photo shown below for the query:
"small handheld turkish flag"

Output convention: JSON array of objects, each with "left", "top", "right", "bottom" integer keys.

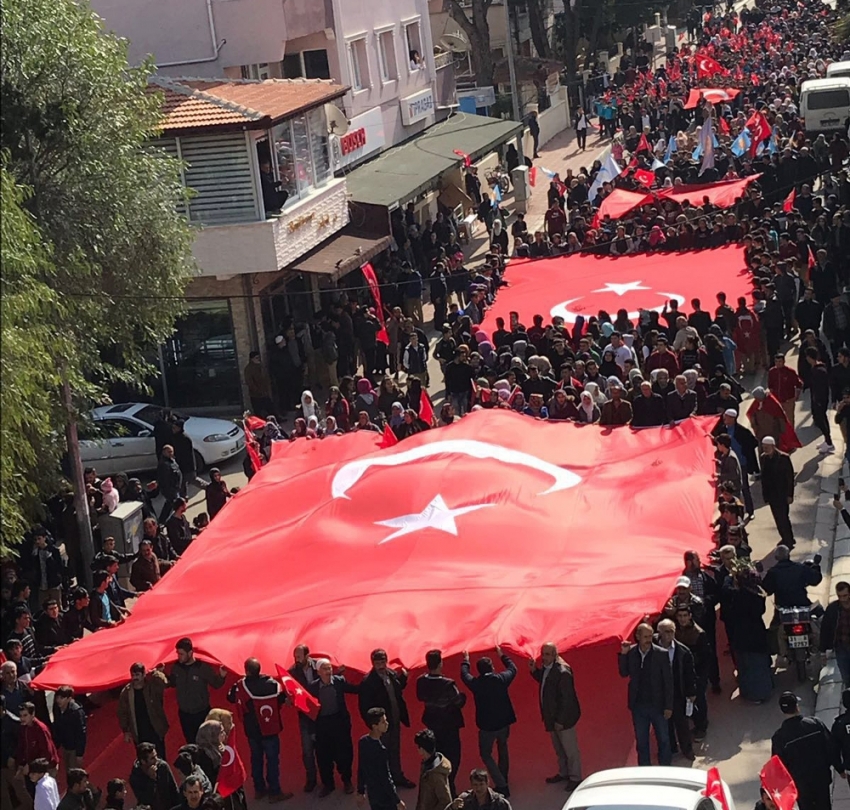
[
  {"left": 702, "top": 767, "right": 730, "bottom": 810},
  {"left": 419, "top": 391, "right": 436, "bottom": 426},
  {"left": 217, "top": 726, "right": 247, "bottom": 797},
  {"left": 275, "top": 663, "right": 320, "bottom": 720},
  {"left": 380, "top": 424, "right": 398, "bottom": 448},
  {"left": 782, "top": 189, "right": 795, "bottom": 213},
  {"left": 760, "top": 756, "right": 797, "bottom": 810},
  {"left": 635, "top": 133, "right": 652, "bottom": 154},
  {"left": 633, "top": 168, "right": 655, "bottom": 188}
]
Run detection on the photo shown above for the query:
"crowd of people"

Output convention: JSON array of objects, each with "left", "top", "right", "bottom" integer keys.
[{"left": 4, "top": 0, "right": 850, "bottom": 807}]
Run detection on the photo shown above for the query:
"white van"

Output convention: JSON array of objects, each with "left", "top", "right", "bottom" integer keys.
[
  {"left": 800, "top": 77, "right": 850, "bottom": 133},
  {"left": 827, "top": 61, "right": 850, "bottom": 80}
]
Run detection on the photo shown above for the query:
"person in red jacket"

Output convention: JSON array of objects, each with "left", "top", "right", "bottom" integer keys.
[
  {"left": 767, "top": 353, "right": 803, "bottom": 427},
  {"left": 16, "top": 702, "right": 59, "bottom": 777},
  {"left": 645, "top": 336, "right": 681, "bottom": 377}
]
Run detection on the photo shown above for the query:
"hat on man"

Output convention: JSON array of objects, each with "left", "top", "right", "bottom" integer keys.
[
  {"left": 724, "top": 408, "right": 738, "bottom": 418},
  {"left": 274, "top": 335, "right": 284, "bottom": 345},
  {"left": 675, "top": 576, "right": 692, "bottom": 589},
  {"left": 762, "top": 436, "right": 776, "bottom": 446},
  {"left": 778, "top": 691, "right": 799, "bottom": 713}
]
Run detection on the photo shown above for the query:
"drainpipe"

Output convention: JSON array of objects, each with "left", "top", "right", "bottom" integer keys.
[{"left": 158, "top": 0, "right": 227, "bottom": 68}]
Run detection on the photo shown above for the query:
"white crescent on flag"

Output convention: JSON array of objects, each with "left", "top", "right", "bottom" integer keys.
[{"left": 221, "top": 745, "right": 235, "bottom": 767}]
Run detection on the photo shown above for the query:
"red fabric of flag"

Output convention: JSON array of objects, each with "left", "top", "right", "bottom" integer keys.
[
  {"left": 808, "top": 246, "right": 816, "bottom": 270},
  {"left": 636, "top": 133, "right": 652, "bottom": 153},
  {"left": 529, "top": 166, "right": 537, "bottom": 187},
  {"left": 702, "top": 767, "right": 730, "bottom": 810},
  {"left": 745, "top": 111, "right": 772, "bottom": 154},
  {"left": 452, "top": 149, "right": 471, "bottom": 167},
  {"left": 379, "top": 424, "right": 398, "bottom": 448},
  {"left": 361, "top": 262, "right": 389, "bottom": 344},
  {"left": 217, "top": 727, "right": 247, "bottom": 797},
  {"left": 419, "top": 391, "right": 435, "bottom": 426},
  {"left": 696, "top": 54, "right": 725, "bottom": 78},
  {"left": 782, "top": 188, "right": 795, "bottom": 213},
  {"left": 32, "top": 411, "right": 718, "bottom": 689},
  {"left": 633, "top": 169, "right": 655, "bottom": 187},
  {"left": 760, "top": 756, "right": 798, "bottom": 810},
  {"left": 275, "top": 663, "right": 320, "bottom": 719},
  {"left": 243, "top": 419, "right": 263, "bottom": 474},
  {"left": 719, "top": 116, "right": 730, "bottom": 134}
]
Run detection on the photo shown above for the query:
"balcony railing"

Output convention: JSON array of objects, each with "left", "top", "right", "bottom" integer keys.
[{"left": 434, "top": 50, "right": 454, "bottom": 70}]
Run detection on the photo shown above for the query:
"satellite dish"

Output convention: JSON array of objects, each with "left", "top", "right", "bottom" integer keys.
[
  {"left": 324, "top": 104, "right": 349, "bottom": 136},
  {"left": 440, "top": 33, "right": 468, "bottom": 53}
]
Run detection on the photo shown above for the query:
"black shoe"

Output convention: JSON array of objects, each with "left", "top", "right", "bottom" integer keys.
[
  {"left": 395, "top": 778, "right": 416, "bottom": 789},
  {"left": 303, "top": 781, "right": 316, "bottom": 794},
  {"left": 546, "top": 775, "right": 566, "bottom": 784},
  {"left": 693, "top": 729, "right": 707, "bottom": 742}
]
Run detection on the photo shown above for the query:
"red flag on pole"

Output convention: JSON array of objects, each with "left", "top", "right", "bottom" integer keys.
[
  {"left": 759, "top": 756, "right": 798, "bottom": 810},
  {"left": 379, "top": 423, "right": 398, "bottom": 448},
  {"left": 635, "top": 133, "right": 652, "bottom": 153},
  {"left": 702, "top": 767, "right": 730, "bottom": 810},
  {"left": 245, "top": 415, "right": 267, "bottom": 432},
  {"left": 719, "top": 116, "right": 730, "bottom": 135},
  {"left": 275, "top": 663, "right": 320, "bottom": 719},
  {"left": 696, "top": 54, "right": 726, "bottom": 78},
  {"left": 217, "top": 726, "right": 247, "bottom": 797},
  {"left": 808, "top": 245, "right": 816, "bottom": 271},
  {"left": 452, "top": 149, "right": 471, "bottom": 167},
  {"left": 419, "top": 390, "right": 436, "bottom": 426},
  {"left": 361, "top": 262, "right": 389, "bottom": 345},
  {"left": 782, "top": 188, "right": 796, "bottom": 213},
  {"left": 529, "top": 166, "right": 538, "bottom": 187}
]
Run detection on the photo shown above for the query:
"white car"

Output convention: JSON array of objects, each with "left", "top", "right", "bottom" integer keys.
[
  {"left": 80, "top": 403, "right": 245, "bottom": 475},
  {"left": 562, "top": 768, "right": 736, "bottom": 810}
]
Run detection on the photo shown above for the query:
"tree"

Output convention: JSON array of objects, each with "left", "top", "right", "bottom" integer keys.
[
  {"left": 446, "top": 0, "right": 497, "bottom": 87},
  {"left": 523, "top": 0, "right": 553, "bottom": 60},
  {"left": 1, "top": 0, "right": 195, "bottom": 566}
]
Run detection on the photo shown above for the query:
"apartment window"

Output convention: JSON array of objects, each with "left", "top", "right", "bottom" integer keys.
[
  {"left": 303, "top": 49, "right": 331, "bottom": 79},
  {"left": 269, "top": 110, "right": 332, "bottom": 209},
  {"left": 281, "top": 53, "right": 303, "bottom": 79},
  {"left": 241, "top": 63, "right": 270, "bottom": 80},
  {"left": 406, "top": 21, "right": 424, "bottom": 71},
  {"left": 349, "top": 38, "right": 370, "bottom": 90},
  {"left": 377, "top": 30, "right": 398, "bottom": 82}
]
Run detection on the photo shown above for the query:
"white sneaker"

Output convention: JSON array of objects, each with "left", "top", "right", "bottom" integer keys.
[{"left": 819, "top": 443, "right": 835, "bottom": 454}]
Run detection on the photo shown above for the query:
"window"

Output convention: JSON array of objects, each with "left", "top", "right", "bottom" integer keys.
[
  {"left": 241, "top": 63, "right": 270, "bottom": 80},
  {"left": 349, "top": 38, "right": 370, "bottom": 90},
  {"left": 307, "top": 108, "right": 331, "bottom": 185},
  {"left": 806, "top": 88, "right": 850, "bottom": 109},
  {"left": 281, "top": 53, "right": 303, "bottom": 79},
  {"left": 377, "top": 30, "right": 398, "bottom": 82},
  {"left": 303, "top": 49, "right": 331, "bottom": 79},
  {"left": 269, "top": 111, "right": 332, "bottom": 207},
  {"left": 405, "top": 21, "right": 424, "bottom": 71}
]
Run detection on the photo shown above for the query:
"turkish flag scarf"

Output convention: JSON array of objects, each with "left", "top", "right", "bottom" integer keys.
[{"left": 217, "top": 726, "right": 247, "bottom": 797}]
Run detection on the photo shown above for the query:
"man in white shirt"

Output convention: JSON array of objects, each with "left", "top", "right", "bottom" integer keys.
[
  {"left": 29, "top": 759, "right": 60, "bottom": 810},
  {"left": 603, "top": 332, "right": 637, "bottom": 371}
]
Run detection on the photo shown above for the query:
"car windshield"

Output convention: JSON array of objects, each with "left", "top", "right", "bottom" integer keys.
[
  {"left": 134, "top": 405, "right": 167, "bottom": 426},
  {"left": 105, "top": 403, "right": 135, "bottom": 413}
]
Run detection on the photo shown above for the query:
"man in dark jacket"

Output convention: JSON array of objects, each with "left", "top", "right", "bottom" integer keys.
[
  {"left": 654, "top": 620, "right": 696, "bottom": 761},
  {"left": 357, "top": 709, "right": 400, "bottom": 810},
  {"left": 529, "top": 644, "right": 582, "bottom": 791},
  {"left": 666, "top": 375, "right": 697, "bottom": 423},
  {"left": 451, "top": 769, "right": 512, "bottom": 810},
  {"left": 762, "top": 545, "right": 822, "bottom": 608},
  {"left": 51, "top": 685, "right": 87, "bottom": 774},
  {"left": 35, "top": 600, "right": 71, "bottom": 649},
  {"left": 28, "top": 528, "right": 65, "bottom": 608},
  {"left": 618, "top": 622, "right": 674, "bottom": 766},
  {"left": 167, "top": 637, "right": 226, "bottom": 744},
  {"left": 771, "top": 691, "right": 834, "bottom": 810},
  {"left": 821, "top": 581, "right": 850, "bottom": 687},
  {"left": 170, "top": 422, "right": 195, "bottom": 498},
  {"left": 416, "top": 649, "right": 465, "bottom": 796},
  {"left": 358, "top": 649, "right": 414, "bottom": 789},
  {"left": 712, "top": 410, "right": 759, "bottom": 517},
  {"left": 165, "top": 498, "right": 195, "bottom": 556},
  {"left": 460, "top": 647, "right": 517, "bottom": 797},
  {"left": 806, "top": 346, "right": 835, "bottom": 451},
  {"left": 129, "top": 742, "right": 180, "bottom": 810},
  {"left": 823, "top": 294, "right": 850, "bottom": 362},
  {"left": 305, "top": 658, "right": 359, "bottom": 797},
  {"left": 632, "top": 382, "right": 667, "bottom": 427},
  {"left": 831, "top": 687, "right": 850, "bottom": 779},
  {"left": 87, "top": 571, "right": 123, "bottom": 631},
  {"left": 57, "top": 768, "right": 101, "bottom": 810},
  {"left": 155, "top": 446, "right": 182, "bottom": 523},
  {"left": 760, "top": 436, "right": 796, "bottom": 548},
  {"left": 226, "top": 658, "right": 291, "bottom": 802},
  {"left": 289, "top": 645, "right": 319, "bottom": 792}
]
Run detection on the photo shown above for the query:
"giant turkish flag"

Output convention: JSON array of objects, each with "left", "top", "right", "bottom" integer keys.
[
  {"left": 35, "top": 412, "right": 717, "bottom": 690},
  {"left": 480, "top": 245, "right": 750, "bottom": 330}
]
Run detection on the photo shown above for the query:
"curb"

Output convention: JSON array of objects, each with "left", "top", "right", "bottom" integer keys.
[{"left": 815, "top": 456, "right": 845, "bottom": 729}]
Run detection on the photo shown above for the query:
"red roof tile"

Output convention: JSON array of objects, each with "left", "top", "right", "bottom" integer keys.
[{"left": 149, "top": 77, "right": 348, "bottom": 134}]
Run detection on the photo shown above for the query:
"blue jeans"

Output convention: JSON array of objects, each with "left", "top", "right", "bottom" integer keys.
[
  {"left": 631, "top": 705, "right": 671, "bottom": 766},
  {"left": 249, "top": 735, "right": 281, "bottom": 795},
  {"left": 836, "top": 647, "right": 850, "bottom": 687}
]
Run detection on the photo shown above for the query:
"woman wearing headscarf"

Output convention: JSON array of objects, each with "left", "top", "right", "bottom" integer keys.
[
  {"left": 377, "top": 377, "right": 406, "bottom": 421},
  {"left": 491, "top": 218, "right": 509, "bottom": 255},
  {"left": 300, "top": 391, "right": 319, "bottom": 423},
  {"left": 395, "top": 408, "right": 430, "bottom": 441},
  {"left": 203, "top": 468, "right": 231, "bottom": 520},
  {"left": 746, "top": 387, "right": 801, "bottom": 453},
  {"left": 353, "top": 378, "right": 381, "bottom": 425},
  {"left": 576, "top": 390, "right": 601, "bottom": 424},
  {"left": 599, "top": 349, "right": 622, "bottom": 380},
  {"left": 548, "top": 389, "right": 579, "bottom": 421},
  {"left": 289, "top": 418, "right": 309, "bottom": 440},
  {"left": 583, "top": 381, "right": 607, "bottom": 408},
  {"left": 477, "top": 340, "right": 496, "bottom": 370},
  {"left": 261, "top": 416, "right": 283, "bottom": 460},
  {"left": 173, "top": 744, "right": 213, "bottom": 794},
  {"left": 510, "top": 391, "right": 527, "bottom": 413},
  {"left": 389, "top": 402, "right": 406, "bottom": 432},
  {"left": 524, "top": 392, "right": 549, "bottom": 419},
  {"left": 324, "top": 415, "right": 344, "bottom": 436},
  {"left": 325, "top": 386, "right": 350, "bottom": 431},
  {"left": 439, "top": 403, "right": 458, "bottom": 426},
  {"left": 195, "top": 719, "right": 225, "bottom": 784}
]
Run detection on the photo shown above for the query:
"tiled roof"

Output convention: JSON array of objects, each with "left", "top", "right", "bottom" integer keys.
[{"left": 149, "top": 76, "right": 348, "bottom": 134}]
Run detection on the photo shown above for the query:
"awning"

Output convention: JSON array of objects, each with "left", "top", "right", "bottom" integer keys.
[
  {"left": 345, "top": 112, "right": 522, "bottom": 208},
  {"left": 291, "top": 228, "right": 393, "bottom": 279}
]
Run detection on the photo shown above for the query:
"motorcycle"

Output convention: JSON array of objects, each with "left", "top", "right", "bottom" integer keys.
[{"left": 778, "top": 605, "right": 814, "bottom": 682}]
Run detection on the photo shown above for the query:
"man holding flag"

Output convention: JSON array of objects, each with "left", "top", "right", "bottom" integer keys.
[{"left": 227, "top": 658, "right": 293, "bottom": 803}]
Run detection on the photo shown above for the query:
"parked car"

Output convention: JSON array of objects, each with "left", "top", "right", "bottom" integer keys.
[
  {"left": 79, "top": 403, "right": 244, "bottom": 475},
  {"left": 562, "top": 767, "right": 736, "bottom": 810}
]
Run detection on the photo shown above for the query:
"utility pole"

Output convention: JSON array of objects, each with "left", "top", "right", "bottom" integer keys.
[{"left": 502, "top": 0, "right": 525, "bottom": 162}]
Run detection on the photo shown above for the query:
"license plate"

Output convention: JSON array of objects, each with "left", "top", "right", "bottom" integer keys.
[{"left": 787, "top": 635, "right": 808, "bottom": 649}]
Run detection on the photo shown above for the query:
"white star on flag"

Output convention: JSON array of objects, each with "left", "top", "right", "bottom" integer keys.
[
  {"left": 592, "top": 281, "right": 650, "bottom": 297},
  {"left": 375, "top": 494, "right": 493, "bottom": 544}
]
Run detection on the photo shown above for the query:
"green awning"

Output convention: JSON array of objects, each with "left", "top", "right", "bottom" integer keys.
[{"left": 345, "top": 113, "right": 522, "bottom": 208}]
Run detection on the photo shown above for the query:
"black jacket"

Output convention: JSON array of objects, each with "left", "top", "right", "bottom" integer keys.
[
  {"left": 165, "top": 514, "right": 193, "bottom": 556},
  {"left": 762, "top": 559, "right": 822, "bottom": 608},
  {"left": 711, "top": 420, "right": 760, "bottom": 473},
  {"left": 416, "top": 673, "right": 466, "bottom": 731},
  {"left": 631, "top": 394, "right": 667, "bottom": 427},
  {"left": 357, "top": 734, "right": 399, "bottom": 807},
  {"left": 460, "top": 654, "right": 517, "bottom": 731},
  {"left": 821, "top": 599, "right": 850, "bottom": 652},
  {"left": 617, "top": 644, "right": 674, "bottom": 713},
  {"left": 28, "top": 545, "right": 64, "bottom": 590},
  {"left": 156, "top": 457, "right": 182, "bottom": 500},
  {"left": 760, "top": 450, "right": 795, "bottom": 502},
  {"left": 171, "top": 430, "right": 196, "bottom": 479},
  {"left": 771, "top": 715, "right": 834, "bottom": 788},
  {"left": 666, "top": 390, "right": 697, "bottom": 422},
  {"left": 652, "top": 639, "right": 696, "bottom": 705},
  {"left": 51, "top": 699, "right": 87, "bottom": 756},
  {"left": 832, "top": 709, "right": 850, "bottom": 775},
  {"left": 358, "top": 668, "right": 410, "bottom": 727},
  {"left": 306, "top": 675, "right": 358, "bottom": 721},
  {"left": 129, "top": 759, "right": 180, "bottom": 810},
  {"left": 531, "top": 661, "right": 581, "bottom": 731}
]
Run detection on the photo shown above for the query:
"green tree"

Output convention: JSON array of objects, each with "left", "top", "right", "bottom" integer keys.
[{"left": 1, "top": 0, "right": 195, "bottom": 566}]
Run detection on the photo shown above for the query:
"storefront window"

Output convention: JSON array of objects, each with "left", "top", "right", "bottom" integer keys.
[
  {"left": 269, "top": 109, "right": 332, "bottom": 211},
  {"left": 161, "top": 300, "right": 242, "bottom": 410}
]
